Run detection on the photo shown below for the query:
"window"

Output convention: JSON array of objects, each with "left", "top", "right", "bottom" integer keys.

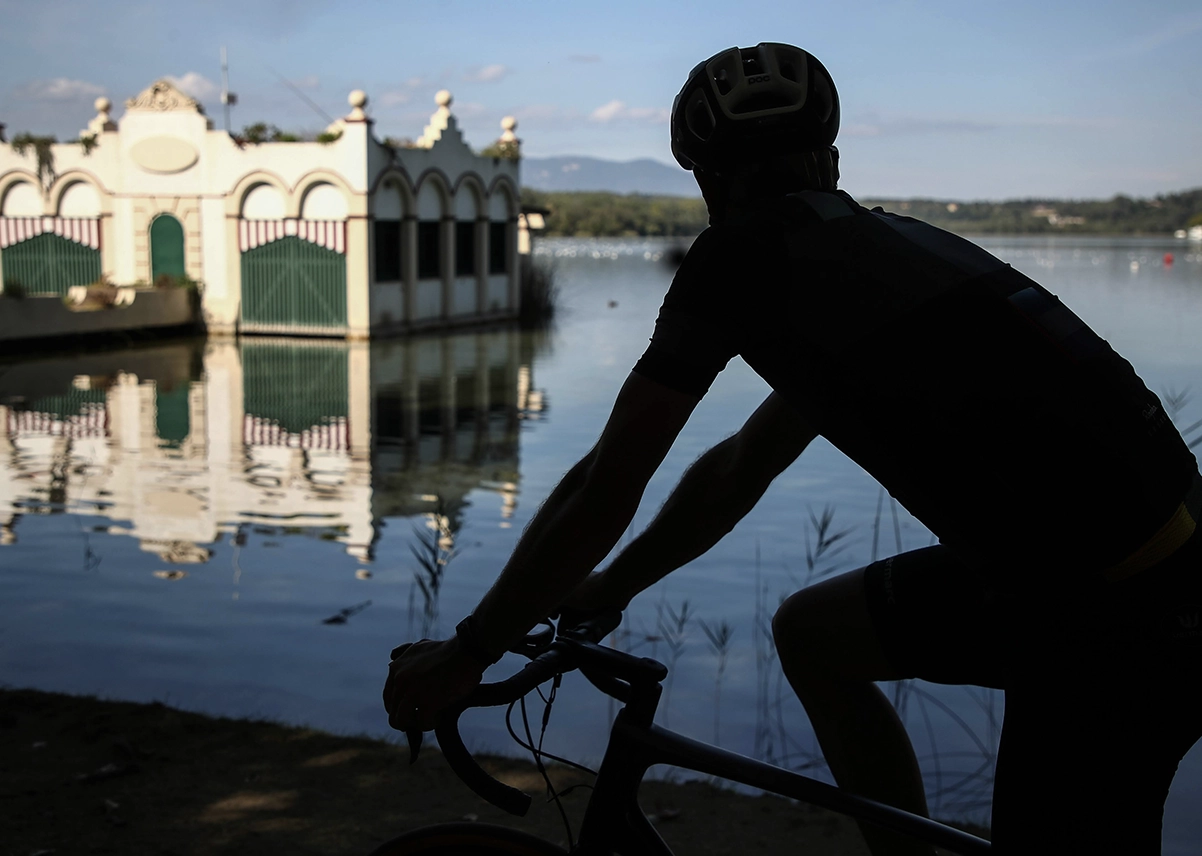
[
  {"left": 417, "top": 221, "right": 441, "bottom": 279},
  {"left": 374, "top": 387, "right": 406, "bottom": 445},
  {"left": 488, "top": 222, "right": 509, "bottom": 275},
  {"left": 455, "top": 221, "right": 477, "bottom": 277},
  {"left": 374, "top": 220, "right": 401, "bottom": 282}
]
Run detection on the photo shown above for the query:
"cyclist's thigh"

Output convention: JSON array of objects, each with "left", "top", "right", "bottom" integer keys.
[
  {"left": 776, "top": 545, "right": 1007, "bottom": 687},
  {"left": 776, "top": 565, "right": 900, "bottom": 681},
  {"left": 992, "top": 651, "right": 1202, "bottom": 854},
  {"left": 860, "top": 545, "right": 1010, "bottom": 688}
]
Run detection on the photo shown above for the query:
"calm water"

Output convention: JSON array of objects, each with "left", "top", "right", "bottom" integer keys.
[{"left": 2, "top": 235, "right": 1200, "bottom": 848}]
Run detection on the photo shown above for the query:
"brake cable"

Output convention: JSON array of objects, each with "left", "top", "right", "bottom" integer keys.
[{"left": 503, "top": 672, "right": 599, "bottom": 851}]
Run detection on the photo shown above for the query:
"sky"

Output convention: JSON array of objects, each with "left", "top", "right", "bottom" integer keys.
[{"left": 1, "top": 0, "right": 1200, "bottom": 200}]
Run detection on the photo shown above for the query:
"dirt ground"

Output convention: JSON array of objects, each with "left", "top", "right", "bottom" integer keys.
[{"left": 0, "top": 688, "right": 889, "bottom": 855}]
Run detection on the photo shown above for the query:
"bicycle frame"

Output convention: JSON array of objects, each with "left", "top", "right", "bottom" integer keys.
[
  {"left": 573, "top": 672, "right": 992, "bottom": 855},
  {"left": 432, "top": 618, "right": 992, "bottom": 856}
]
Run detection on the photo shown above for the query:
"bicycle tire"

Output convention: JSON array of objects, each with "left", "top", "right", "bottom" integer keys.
[{"left": 367, "top": 822, "right": 569, "bottom": 856}]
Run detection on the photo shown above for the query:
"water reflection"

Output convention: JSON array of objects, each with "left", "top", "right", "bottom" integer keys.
[
  {"left": 0, "top": 328, "right": 545, "bottom": 571},
  {"left": 3, "top": 236, "right": 1199, "bottom": 844}
]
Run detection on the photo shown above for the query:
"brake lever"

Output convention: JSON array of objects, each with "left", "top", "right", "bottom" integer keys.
[
  {"left": 407, "top": 728, "right": 423, "bottom": 764},
  {"left": 508, "top": 618, "right": 555, "bottom": 659}
]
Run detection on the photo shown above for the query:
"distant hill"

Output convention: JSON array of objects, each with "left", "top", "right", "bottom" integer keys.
[
  {"left": 520, "top": 183, "right": 1202, "bottom": 238},
  {"left": 522, "top": 156, "right": 699, "bottom": 196}
]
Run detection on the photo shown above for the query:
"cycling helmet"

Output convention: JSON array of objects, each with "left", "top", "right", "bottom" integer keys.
[{"left": 671, "top": 43, "right": 840, "bottom": 175}]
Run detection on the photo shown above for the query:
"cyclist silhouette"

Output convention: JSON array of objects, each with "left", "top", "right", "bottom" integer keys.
[{"left": 385, "top": 43, "right": 1202, "bottom": 855}]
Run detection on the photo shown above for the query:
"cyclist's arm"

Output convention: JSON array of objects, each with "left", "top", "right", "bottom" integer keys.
[
  {"left": 571, "top": 392, "right": 816, "bottom": 611},
  {"left": 469, "top": 371, "right": 701, "bottom": 655}
]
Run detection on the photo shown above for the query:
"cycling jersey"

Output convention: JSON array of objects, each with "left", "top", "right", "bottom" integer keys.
[{"left": 633, "top": 191, "right": 1198, "bottom": 583}]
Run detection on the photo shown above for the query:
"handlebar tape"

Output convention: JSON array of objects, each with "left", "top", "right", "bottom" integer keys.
[
  {"left": 436, "top": 709, "right": 533, "bottom": 817},
  {"left": 432, "top": 612, "right": 627, "bottom": 816}
]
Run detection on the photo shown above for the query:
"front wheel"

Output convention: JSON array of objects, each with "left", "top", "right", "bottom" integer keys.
[{"left": 368, "top": 822, "right": 569, "bottom": 856}]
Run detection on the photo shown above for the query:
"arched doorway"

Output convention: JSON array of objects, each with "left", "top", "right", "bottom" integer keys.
[{"left": 150, "top": 214, "right": 185, "bottom": 282}]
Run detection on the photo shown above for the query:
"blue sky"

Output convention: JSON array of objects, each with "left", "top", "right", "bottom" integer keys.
[{"left": 2, "top": 0, "right": 1200, "bottom": 200}]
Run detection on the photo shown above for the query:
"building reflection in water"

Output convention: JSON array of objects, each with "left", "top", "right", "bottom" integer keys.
[{"left": 0, "top": 327, "right": 545, "bottom": 569}]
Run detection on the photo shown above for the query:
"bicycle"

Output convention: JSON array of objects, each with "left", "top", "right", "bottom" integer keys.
[{"left": 372, "top": 612, "right": 991, "bottom": 855}]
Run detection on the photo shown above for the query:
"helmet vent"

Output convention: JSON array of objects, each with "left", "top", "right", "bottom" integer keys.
[
  {"left": 685, "top": 92, "right": 716, "bottom": 140},
  {"left": 713, "top": 68, "right": 733, "bottom": 96},
  {"left": 741, "top": 52, "right": 764, "bottom": 75},
  {"left": 778, "top": 61, "right": 798, "bottom": 82}
]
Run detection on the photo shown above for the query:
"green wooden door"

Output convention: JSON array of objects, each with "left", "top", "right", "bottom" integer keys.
[
  {"left": 240, "top": 236, "right": 347, "bottom": 333},
  {"left": 150, "top": 214, "right": 185, "bottom": 282},
  {"left": 2, "top": 232, "right": 100, "bottom": 296},
  {"left": 155, "top": 383, "right": 191, "bottom": 447},
  {"left": 242, "top": 341, "right": 349, "bottom": 433}
]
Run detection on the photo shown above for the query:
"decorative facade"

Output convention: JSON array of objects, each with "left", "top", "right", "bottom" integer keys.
[{"left": 0, "top": 81, "right": 523, "bottom": 338}]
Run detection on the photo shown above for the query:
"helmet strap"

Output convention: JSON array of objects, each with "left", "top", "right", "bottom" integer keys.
[
  {"left": 799, "top": 146, "right": 840, "bottom": 191},
  {"left": 724, "top": 146, "right": 840, "bottom": 206},
  {"left": 698, "top": 146, "right": 839, "bottom": 223}
]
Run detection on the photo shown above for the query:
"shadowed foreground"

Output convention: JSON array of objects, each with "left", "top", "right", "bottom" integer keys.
[{"left": 0, "top": 688, "right": 872, "bottom": 855}]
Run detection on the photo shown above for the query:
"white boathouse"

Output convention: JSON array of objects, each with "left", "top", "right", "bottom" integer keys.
[{"left": 0, "top": 81, "right": 523, "bottom": 338}]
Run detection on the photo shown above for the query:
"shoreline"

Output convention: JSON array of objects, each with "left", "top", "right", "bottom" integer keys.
[{"left": 1, "top": 687, "right": 879, "bottom": 855}]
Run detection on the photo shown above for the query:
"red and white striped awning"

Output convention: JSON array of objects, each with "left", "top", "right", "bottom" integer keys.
[
  {"left": 242, "top": 414, "right": 349, "bottom": 451},
  {"left": 6, "top": 405, "right": 108, "bottom": 439},
  {"left": 0, "top": 217, "right": 101, "bottom": 250},
  {"left": 238, "top": 219, "right": 346, "bottom": 254}
]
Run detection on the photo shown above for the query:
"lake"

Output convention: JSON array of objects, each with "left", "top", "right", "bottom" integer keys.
[{"left": 2, "top": 234, "right": 1200, "bottom": 850}]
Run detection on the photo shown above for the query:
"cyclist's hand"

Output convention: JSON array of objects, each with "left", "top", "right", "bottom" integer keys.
[
  {"left": 556, "top": 572, "right": 626, "bottom": 627},
  {"left": 383, "top": 637, "right": 483, "bottom": 733}
]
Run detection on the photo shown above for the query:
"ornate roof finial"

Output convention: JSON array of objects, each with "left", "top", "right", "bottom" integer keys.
[
  {"left": 85, "top": 95, "right": 117, "bottom": 136},
  {"left": 415, "top": 89, "right": 465, "bottom": 149},
  {"left": 126, "top": 79, "right": 203, "bottom": 113},
  {"left": 500, "top": 116, "right": 518, "bottom": 143},
  {"left": 347, "top": 89, "right": 369, "bottom": 122}
]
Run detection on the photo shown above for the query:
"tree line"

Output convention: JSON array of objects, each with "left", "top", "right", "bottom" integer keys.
[{"left": 521, "top": 187, "right": 1202, "bottom": 238}]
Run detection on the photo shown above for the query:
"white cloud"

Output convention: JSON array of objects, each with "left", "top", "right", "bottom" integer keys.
[
  {"left": 589, "top": 100, "right": 669, "bottom": 123},
  {"left": 591, "top": 100, "right": 626, "bottom": 122},
  {"left": 625, "top": 106, "right": 669, "bottom": 121},
  {"left": 464, "top": 64, "right": 508, "bottom": 83},
  {"left": 166, "top": 72, "right": 219, "bottom": 101},
  {"left": 12, "top": 77, "right": 105, "bottom": 101}
]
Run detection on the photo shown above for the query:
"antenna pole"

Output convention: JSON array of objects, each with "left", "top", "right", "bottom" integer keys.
[{"left": 220, "top": 47, "right": 233, "bottom": 132}]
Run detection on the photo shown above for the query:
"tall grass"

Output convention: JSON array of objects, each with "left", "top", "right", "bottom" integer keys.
[
  {"left": 698, "top": 617, "right": 733, "bottom": 747},
  {"left": 653, "top": 596, "right": 691, "bottom": 728},
  {"left": 1164, "top": 386, "right": 1202, "bottom": 450},
  {"left": 519, "top": 257, "right": 558, "bottom": 328},
  {"left": 406, "top": 496, "right": 460, "bottom": 639}
]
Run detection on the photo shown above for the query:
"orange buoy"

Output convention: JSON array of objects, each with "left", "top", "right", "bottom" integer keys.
[{"left": 1164, "top": 252, "right": 1174, "bottom": 266}]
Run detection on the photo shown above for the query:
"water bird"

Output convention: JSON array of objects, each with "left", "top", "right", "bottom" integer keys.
[{"left": 322, "top": 599, "right": 373, "bottom": 624}]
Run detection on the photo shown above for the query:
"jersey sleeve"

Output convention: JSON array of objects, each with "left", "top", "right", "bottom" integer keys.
[{"left": 632, "top": 226, "right": 748, "bottom": 397}]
